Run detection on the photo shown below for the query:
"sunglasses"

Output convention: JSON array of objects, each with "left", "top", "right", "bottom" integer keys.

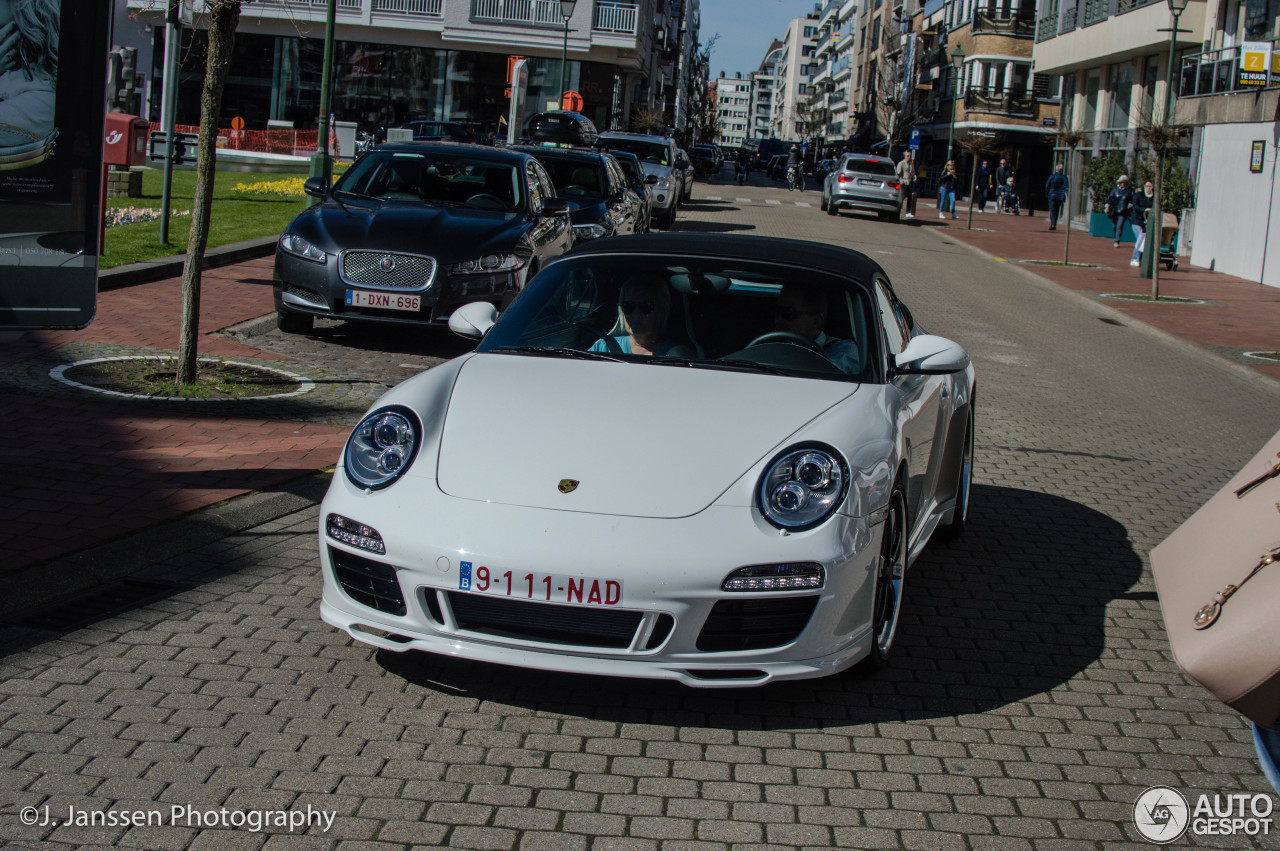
[{"left": 621, "top": 301, "right": 658, "bottom": 316}]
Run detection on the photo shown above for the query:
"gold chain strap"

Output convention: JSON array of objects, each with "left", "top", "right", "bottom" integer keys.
[{"left": 1194, "top": 546, "right": 1280, "bottom": 629}]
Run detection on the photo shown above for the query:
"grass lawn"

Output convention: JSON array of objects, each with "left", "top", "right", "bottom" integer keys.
[{"left": 101, "top": 168, "right": 306, "bottom": 270}]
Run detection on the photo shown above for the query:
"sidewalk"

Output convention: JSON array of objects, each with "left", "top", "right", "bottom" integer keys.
[
  {"left": 929, "top": 203, "right": 1280, "bottom": 383},
  {"left": 0, "top": 257, "right": 352, "bottom": 576}
]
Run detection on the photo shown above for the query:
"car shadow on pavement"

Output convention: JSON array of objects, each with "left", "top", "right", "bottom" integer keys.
[
  {"left": 376, "top": 483, "right": 1143, "bottom": 729},
  {"left": 670, "top": 221, "right": 756, "bottom": 234}
]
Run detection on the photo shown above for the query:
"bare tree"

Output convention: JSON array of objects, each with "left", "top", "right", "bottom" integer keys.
[
  {"left": 873, "top": 49, "right": 927, "bottom": 153},
  {"left": 176, "top": 0, "right": 245, "bottom": 385},
  {"left": 1137, "top": 114, "right": 1188, "bottom": 300},
  {"left": 1056, "top": 125, "right": 1089, "bottom": 266},
  {"left": 630, "top": 105, "right": 665, "bottom": 134},
  {"left": 955, "top": 131, "right": 997, "bottom": 230}
]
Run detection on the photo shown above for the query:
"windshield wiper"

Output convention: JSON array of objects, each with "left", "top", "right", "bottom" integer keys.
[
  {"left": 694, "top": 359, "right": 794, "bottom": 377},
  {"left": 334, "top": 189, "right": 384, "bottom": 203},
  {"left": 491, "top": 346, "right": 626, "bottom": 363}
]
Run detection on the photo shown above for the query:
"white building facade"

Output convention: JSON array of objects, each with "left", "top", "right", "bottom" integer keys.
[{"left": 714, "top": 73, "right": 751, "bottom": 146}]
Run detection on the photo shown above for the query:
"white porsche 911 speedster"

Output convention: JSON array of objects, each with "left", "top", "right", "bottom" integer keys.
[{"left": 318, "top": 234, "right": 976, "bottom": 687}]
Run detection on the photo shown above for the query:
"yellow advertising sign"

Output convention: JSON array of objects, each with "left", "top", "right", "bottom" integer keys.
[{"left": 1239, "top": 41, "right": 1271, "bottom": 87}]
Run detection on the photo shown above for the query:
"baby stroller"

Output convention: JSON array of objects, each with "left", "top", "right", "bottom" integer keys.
[
  {"left": 996, "top": 178, "right": 1020, "bottom": 215},
  {"left": 1158, "top": 212, "right": 1180, "bottom": 271}
]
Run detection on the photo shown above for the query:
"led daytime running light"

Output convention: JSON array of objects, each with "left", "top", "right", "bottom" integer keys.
[
  {"left": 326, "top": 513, "right": 386, "bottom": 554},
  {"left": 723, "top": 563, "right": 825, "bottom": 592}
]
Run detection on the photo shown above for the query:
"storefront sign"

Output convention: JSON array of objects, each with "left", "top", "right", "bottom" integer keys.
[
  {"left": 1239, "top": 41, "right": 1272, "bottom": 87},
  {"left": 0, "top": 1, "right": 111, "bottom": 331},
  {"left": 1251, "top": 140, "right": 1265, "bottom": 173}
]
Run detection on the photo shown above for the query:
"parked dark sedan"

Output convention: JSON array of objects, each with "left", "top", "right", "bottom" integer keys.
[
  {"left": 390, "top": 121, "right": 476, "bottom": 143},
  {"left": 514, "top": 145, "right": 644, "bottom": 242},
  {"left": 273, "top": 143, "right": 573, "bottom": 333},
  {"left": 611, "top": 150, "right": 655, "bottom": 233}
]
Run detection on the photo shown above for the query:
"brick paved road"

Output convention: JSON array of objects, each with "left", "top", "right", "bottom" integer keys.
[{"left": 3, "top": 175, "right": 1280, "bottom": 850}]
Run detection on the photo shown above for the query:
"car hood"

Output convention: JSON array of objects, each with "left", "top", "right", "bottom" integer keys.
[
  {"left": 293, "top": 201, "right": 528, "bottom": 263},
  {"left": 432, "top": 354, "right": 855, "bottom": 518},
  {"left": 641, "top": 162, "right": 675, "bottom": 181}
]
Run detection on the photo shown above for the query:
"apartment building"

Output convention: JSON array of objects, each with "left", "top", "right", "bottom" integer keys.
[
  {"left": 771, "top": 9, "right": 823, "bottom": 139},
  {"left": 1033, "top": 0, "right": 1208, "bottom": 218},
  {"left": 1173, "top": 0, "right": 1279, "bottom": 285},
  {"left": 121, "top": 0, "right": 702, "bottom": 140},
  {"left": 748, "top": 41, "right": 784, "bottom": 140},
  {"left": 714, "top": 73, "right": 751, "bottom": 147},
  {"left": 807, "top": 0, "right": 860, "bottom": 151}
]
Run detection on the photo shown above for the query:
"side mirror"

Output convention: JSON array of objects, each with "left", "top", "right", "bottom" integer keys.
[
  {"left": 303, "top": 176, "right": 328, "bottom": 198},
  {"left": 541, "top": 197, "right": 571, "bottom": 216},
  {"left": 676, "top": 160, "right": 689, "bottom": 171},
  {"left": 645, "top": 174, "right": 659, "bottom": 185},
  {"left": 448, "top": 301, "right": 498, "bottom": 339},
  {"left": 893, "top": 335, "right": 970, "bottom": 375}
]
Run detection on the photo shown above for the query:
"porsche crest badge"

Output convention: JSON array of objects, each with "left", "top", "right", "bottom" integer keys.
[{"left": 558, "top": 479, "right": 579, "bottom": 494}]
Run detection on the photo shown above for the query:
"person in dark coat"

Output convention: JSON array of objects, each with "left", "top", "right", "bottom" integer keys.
[
  {"left": 975, "top": 160, "right": 993, "bottom": 212},
  {"left": 1045, "top": 163, "right": 1069, "bottom": 231},
  {"left": 1129, "top": 179, "right": 1154, "bottom": 266},
  {"left": 1104, "top": 175, "right": 1134, "bottom": 247}
]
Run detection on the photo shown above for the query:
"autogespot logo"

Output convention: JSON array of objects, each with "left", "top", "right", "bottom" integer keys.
[{"left": 1134, "top": 787, "right": 1190, "bottom": 843}]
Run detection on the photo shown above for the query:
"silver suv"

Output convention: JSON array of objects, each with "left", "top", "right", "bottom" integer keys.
[
  {"left": 596, "top": 131, "right": 683, "bottom": 230},
  {"left": 822, "top": 153, "right": 903, "bottom": 222}
]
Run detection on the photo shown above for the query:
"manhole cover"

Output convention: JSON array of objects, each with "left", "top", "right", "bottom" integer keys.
[
  {"left": 1100, "top": 293, "right": 1207, "bottom": 305},
  {"left": 51, "top": 356, "right": 315, "bottom": 401}
]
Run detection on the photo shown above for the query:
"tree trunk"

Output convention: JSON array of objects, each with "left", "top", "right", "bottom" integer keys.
[
  {"left": 177, "top": 1, "right": 242, "bottom": 385},
  {"left": 1151, "top": 148, "right": 1164, "bottom": 300},
  {"left": 1063, "top": 147, "right": 1074, "bottom": 265}
]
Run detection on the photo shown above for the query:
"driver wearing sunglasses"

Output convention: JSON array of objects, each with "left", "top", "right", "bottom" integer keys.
[
  {"left": 589, "top": 273, "right": 694, "bottom": 358},
  {"left": 773, "top": 283, "right": 861, "bottom": 374}
]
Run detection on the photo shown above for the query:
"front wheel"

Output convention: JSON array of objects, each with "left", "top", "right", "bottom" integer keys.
[
  {"left": 864, "top": 484, "right": 908, "bottom": 671},
  {"left": 276, "top": 310, "right": 313, "bottom": 334}
]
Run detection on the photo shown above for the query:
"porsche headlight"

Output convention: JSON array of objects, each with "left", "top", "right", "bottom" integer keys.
[
  {"left": 344, "top": 406, "right": 420, "bottom": 490},
  {"left": 451, "top": 254, "right": 525, "bottom": 275},
  {"left": 278, "top": 233, "right": 327, "bottom": 263},
  {"left": 757, "top": 444, "right": 848, "bottom": 530},
  {"left": 573, "top": 223, "right": 608, "bottom": 240}
]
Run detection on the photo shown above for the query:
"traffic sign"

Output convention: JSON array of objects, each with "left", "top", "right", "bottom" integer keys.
[
  {"left": 908, "top": 128, "right": 921, "bottom": 150},
  {"left": 231, "top": 116, "right": 245, "bottom": 131},
  {"left": 561, "top": 90, "right": 584, "bottom": 112}
]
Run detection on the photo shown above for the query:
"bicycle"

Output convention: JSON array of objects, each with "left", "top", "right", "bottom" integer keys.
[{"left": 787, "top": 166, "right": 804, "bottom": 192}]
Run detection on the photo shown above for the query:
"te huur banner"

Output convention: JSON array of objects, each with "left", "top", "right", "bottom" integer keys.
[
  {"left": 0, "top": 1, "right": 111, "bottom": 331},
  {"left": 1238, "top": 41, "right": 1272, "bottom": 87}
]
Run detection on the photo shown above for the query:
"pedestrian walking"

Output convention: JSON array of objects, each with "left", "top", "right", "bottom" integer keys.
[
  {"left": 1045, "top": 163, "right": 1069, "bottom": 231},
  {"left": 1104, "top": 175, "right": 1134, "bottom": 247},
  {"left": 1130, "top": 179, "right": 1154, "bottom": 266},
  {"left": 975, "top": 160, "right": 993, "bottom": 212},
  {"left": 938, "top": 159, "right": 959, "bottom": 219},
  {"left": 995, "top": 157, "right": 1011, "bottom": 193},
  {"left": 896, "top": 151, "right": 917, "bottom": 218}
]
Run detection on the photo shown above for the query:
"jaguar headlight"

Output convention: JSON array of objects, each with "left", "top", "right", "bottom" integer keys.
[
  {"left": 573, "top": 223, "right": 608, "bottom": 240},
  {"left": 279, "top": 233, "right": 327, "bottom": 263},
  {"left": 757, "top": 443, "right": 848, "bottom": 530},
  {"left": 451, "top": 254, "right": 525, "bottom": 274},
  {"left": 344, "top": 406, "right": 421, "bottom": 490}
]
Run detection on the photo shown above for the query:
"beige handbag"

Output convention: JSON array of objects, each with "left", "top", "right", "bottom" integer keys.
[{"left": 1151, "top": 429, "right": 1280, "bottom": 728}]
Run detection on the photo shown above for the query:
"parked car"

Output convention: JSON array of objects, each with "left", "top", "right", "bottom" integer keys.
[
  {"left": 316, "top": 233, "right": 977, "bottom": 686},
  {"left": 692, "top": 144, "right": 722, "bottom": 175},
  {"left": 523, "top": 111, "right": 599, "bottom": 147},
  {"left": 514, "top": 145, "right": 644, "bottom": 241},
  {"left": 272, "top": 142, "right": 573, "bottom": 333},
  {"left": 813, "top": 157, "right": 838, "bottom": 183},
  {"left": 766, "top": 154, "right": 788, "bottom": 180},
  {"left": 389, "top": 120, "right": 476, "bottom": 143},
  {"left": 821, "top": 153, "right": 904, "bottom": 222},
  {"left": 596, "top": 131, "right": 683, "bottom": 229},
  {"left": 611, "top": 150, "right": 656, "bottom": 232}
]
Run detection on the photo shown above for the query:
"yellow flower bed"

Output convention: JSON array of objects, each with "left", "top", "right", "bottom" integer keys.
[{"left": 230, "top": 166, "right": 349, "bottom": 199}]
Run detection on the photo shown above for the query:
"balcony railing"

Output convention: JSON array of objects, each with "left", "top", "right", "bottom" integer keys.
[
  {"left": 1082, "top": 0, "right": 1111, "bottom": 27},
  {"left": 1037, "top": 0, "right": 1059, "bottom": 42},
  {"left": 471, "top": 0, "right": 562, "bottom": 27},
  {"left": 252, "top": 0, "right": 361, "bottom": 11},
  {"left": 1179, "top": 39, "right": 1280, "bottom": 97},
  {"left": 973, "top": 11, "right": 1037, "bottom": 35},
  {"left": 372, "top": 0, "right": 442, "bottom": 15},
  {"left": 964, "top": 87, "right": 1034, "bottom": 116},
  {"left": 594, "top": 2, "right": 638, "bottom": 34}
]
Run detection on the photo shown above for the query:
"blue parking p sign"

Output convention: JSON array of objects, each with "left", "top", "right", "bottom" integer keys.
[{"left": 908, "top": 129, "right": 921, "bottom": 151}]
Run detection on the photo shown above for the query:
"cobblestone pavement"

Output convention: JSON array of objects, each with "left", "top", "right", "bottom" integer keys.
[{"left": 3, "top": 174, "right": 1280, "bottom": 850}]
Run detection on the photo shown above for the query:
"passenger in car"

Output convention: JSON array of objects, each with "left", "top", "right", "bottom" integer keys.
[
  {"left": 589, "top": 273, "right": 694, "bottom": 358},
  {"left": 773, "top": 283, "right": 861, "bottom": 374}
]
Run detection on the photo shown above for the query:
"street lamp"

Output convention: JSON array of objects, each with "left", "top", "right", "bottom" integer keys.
[
  {"left": 946, "top": 45, "right": 965, "bottom": 162},
  {"left": 307, "top": 0, "right": 338, "bottom": 208},
  {"left": 558, "top": 0, "right": 578, "bottom": 109},
  {"left": 1163, "top": 0, "right": 1190, "bottom": 120},
  {"left": 1142, "top": 0, "right": 1191, "bottom": 276}
]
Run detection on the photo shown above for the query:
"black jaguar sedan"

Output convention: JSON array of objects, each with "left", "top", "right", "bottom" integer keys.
[{"left": 273, "top": 143, "right": 573, "bottom": 333}]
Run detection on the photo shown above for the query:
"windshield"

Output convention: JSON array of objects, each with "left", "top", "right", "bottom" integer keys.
[
  {"left": 335, "top": 151, "right": 522, "bottom": 211},
  {"left": 536, "top": 157, "right": 606, "bottom": 200},
  {"left": 477, "top": 255, "right": 879, "bottom": 382},
  {"left": 600, "top": 138, "right": 670, "bottom": 167},
  {"left": 615, "top": 157, "right": 644, "bottom": 189}
]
